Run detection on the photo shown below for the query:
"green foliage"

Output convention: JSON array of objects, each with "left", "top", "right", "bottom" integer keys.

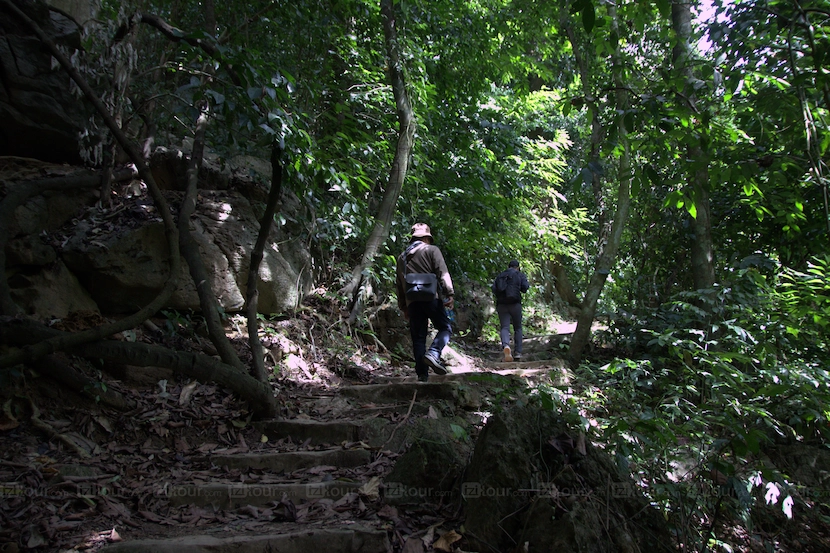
[
  {"left": 160, "top": 309, "right": 194, "bottom": 337},
  {"left": 83, "top": 380, "right": 109, "bottom": 403},
  {"left": 564, "top": 257, "right": 830, "bottom": 549}
]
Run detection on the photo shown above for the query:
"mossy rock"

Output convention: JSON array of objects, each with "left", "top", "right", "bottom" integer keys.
[
  {"left": 462, "top": 403, "right": 672, "bottom": 552},
  {"left": 384, "top": 416, "right": 472, "bottom": 505}
]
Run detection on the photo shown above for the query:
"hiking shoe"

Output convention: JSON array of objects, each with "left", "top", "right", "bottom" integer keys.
[
  {"left": 503, "top": 346, "right": 513, "bottom": 362},
  {"left": 417, "top": 373, "right": 429, "bottom": 382},
  {"left": 513, "top": 352, "right": 522, "bottom": 360},
  {"left": 423, "top": 352, "right": 448, "bottom": 375}
]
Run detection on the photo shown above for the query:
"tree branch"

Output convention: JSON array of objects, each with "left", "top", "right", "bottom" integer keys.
[
  {"left": 1, "top": 318, "right": 276, "bottom": 418},
  {"left": 138, "top": 13, "right": 243, "bottom": 86}
]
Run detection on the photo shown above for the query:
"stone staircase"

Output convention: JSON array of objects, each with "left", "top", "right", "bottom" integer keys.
[{"left": 101, "top": 345, "right": 568, "bottom": 553}]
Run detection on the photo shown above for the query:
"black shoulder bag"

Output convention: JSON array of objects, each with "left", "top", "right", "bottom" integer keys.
[{"left": 402, "top": 243, "right": 438, "bottom": 301}]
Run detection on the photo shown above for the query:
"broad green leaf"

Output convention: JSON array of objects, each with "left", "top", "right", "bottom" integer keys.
[{"left": 582, "top": 4, "right": 596, "bottom": 33}]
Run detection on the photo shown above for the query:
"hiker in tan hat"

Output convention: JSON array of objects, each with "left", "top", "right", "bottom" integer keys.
[{"left": 395, "top": 223, "right": 455, "bottom": 382}]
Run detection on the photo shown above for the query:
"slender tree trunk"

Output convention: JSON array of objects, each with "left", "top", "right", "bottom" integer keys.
[
  {"left": 246, "top": 141, "right": 285, "bottom": 385},
  {"left": 546, "top": 256, "right": 581, "bottom": 308},
  {"left": 341, "top": 0, "right": 415, "bottom": 323},
  {"left": 179, "top": 104, "right": 247, "bottom": 373},
  {"left": 564, "top": 25, "right": 610, "bottom": 244},
  {"left": 671, "top": 0, "right": 715, "bottom": 291},
  {"left": 568, "top": 4, "right": 632, "bottom": 367}
]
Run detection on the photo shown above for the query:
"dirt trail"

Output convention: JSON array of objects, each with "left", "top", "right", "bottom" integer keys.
[{"left": 0, "top": 331, "right": 573, "bottom": 553}]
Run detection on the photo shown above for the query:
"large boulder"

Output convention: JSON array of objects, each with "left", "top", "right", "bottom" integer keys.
[
  {"left": 7, "top": 235, "right": 97, "bottom": 318},
  {"left": 3, "top": 154, "right": 314, "bottom": 317},
  {"left": 0, "top": 0, "right": 89, "bottom": 164},
  {"left": 462, "top": 403, "right": 672, "bottom": 553},
  {"left": 59, "top": 188, "right": 312, "bottom": 315},
  {"left": 383, "top": 415, "right": 472, "bottom": 506}
]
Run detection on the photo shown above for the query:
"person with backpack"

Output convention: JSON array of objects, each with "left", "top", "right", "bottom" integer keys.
[
  {"left": 395, "top": 223, "right": 455, "bottom": 382},
  {"left": 492, "top": 259, "right": 529, "bottom": 362}
]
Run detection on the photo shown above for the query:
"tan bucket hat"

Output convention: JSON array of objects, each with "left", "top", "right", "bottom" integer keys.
[{"left": 411, "top": 223, "right": 433, "bottom": 239}]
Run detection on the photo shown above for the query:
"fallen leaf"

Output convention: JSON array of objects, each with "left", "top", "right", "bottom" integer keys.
[
  {"left": 376, "top": 504, "right": 398, "bottom": 519},
  {"left": 360, "top": 476, "right": 381, "bottom": 500},
  {"left": 433, "top": 530, "right": 462, "bottom": 552},
  {"left": 178, "top": 382, "right": 198, "bottom": 405},
  {"left": 401, "top": 537, "right": 424, "bottom": 553},
  {"left": 0, "top": 419, "right": 19, "bottom": 431},
  {"left": 428, "top": 406, "right": 438, "bottom": 419},
  {"left": 421, "top": 526, "right": 435, "bottom": 549},
  {"left": 333, "top": 492, "right": 358, "bottom": 509},
  {"left": 25, "top": 528, "right": 46, "bottom": 549},
  {"left": 0, "top": 400, "right": 19, "bottom": 431},
  {"left": 95, "top": 416, "right": 113, "bottom": 433},
  {"left": 138, "top": 510, "right": 163, "bottom": 522}
]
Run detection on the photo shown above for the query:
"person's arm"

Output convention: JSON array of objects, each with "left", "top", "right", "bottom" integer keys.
[
  {"left": 521, "top": 272, "right": 530, "bottom": 293},
  {"left": 395, "top": 256, "right": 408, "bottom": 313},
  {"left": 431, "top": 247, "right": 455, "bottom": 304}
]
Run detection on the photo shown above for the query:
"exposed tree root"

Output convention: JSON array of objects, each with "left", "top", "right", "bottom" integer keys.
[{"left": 26, "top": 397, "right": 92, "bottom": 458}]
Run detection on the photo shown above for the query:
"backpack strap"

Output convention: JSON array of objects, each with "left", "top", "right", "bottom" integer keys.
[{"left": 401, "top": 241, "right": 425, "bottom": 275}]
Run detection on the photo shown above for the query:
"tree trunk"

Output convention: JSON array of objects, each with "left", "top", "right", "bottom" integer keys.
[
  {"left": 1, "top": 319, "right": 277, "bottom": 419},
  {"left": 246, "top": 141, "right": 285, "bottom": 384},
  {"left": 341, "top": 0, "right": 415, "bottom": 324},
  {"left": 546, "top": 256, "right": 581, "bottom": 309},
  {"left": 671, "top": 0, "right": 715, "bottom": 291},
  {"left": 178, "top": 105, "right": 247, "bottom": 374},
  {"left": 568, "top": 4, "right": 632, "bottom": 367},
  {"left": 564, "top": 24, "right": 610, "bottom": 246}
]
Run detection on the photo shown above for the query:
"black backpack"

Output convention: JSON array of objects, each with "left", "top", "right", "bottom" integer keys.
[{"left": 494, "top": 271, "right": 521, "bottom": 302}]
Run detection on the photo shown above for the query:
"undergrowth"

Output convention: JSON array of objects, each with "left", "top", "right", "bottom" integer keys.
[{"left": 535, "top": 256, "right": 830, "bottom": 552}]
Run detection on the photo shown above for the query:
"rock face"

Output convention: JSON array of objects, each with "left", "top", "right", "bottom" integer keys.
[
  {"left": 0, "top": 0, "right": 89, "bottom": 164},
  {"left": 462, "top": 404, "right": 672, "bottom": 553},
  {"left": 4, "top": 153, "right": 314, "bottom": 318}
]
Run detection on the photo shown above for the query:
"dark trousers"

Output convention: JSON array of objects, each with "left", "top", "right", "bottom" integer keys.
[
  {"left": 408, "top": 298, "right": 452, "bottom": 378},
  {"left": 497, "top": 302, "right": 523, "bottom": 354}
]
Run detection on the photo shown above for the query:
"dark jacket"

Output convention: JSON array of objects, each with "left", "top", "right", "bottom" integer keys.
[
  {"left": 396, "top": 240, "right": 454, "bottom": 310},
  {"left": 492, "top": 267, "right": 529, "bottom": 304}
]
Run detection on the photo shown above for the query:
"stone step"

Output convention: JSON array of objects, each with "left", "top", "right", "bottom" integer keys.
[
  {"left": 478, "top": 359, "right": 568, "bottom": 370},
  {"left": 167, "top": 480, "right": 364, "bottom": 508},
  {"left": 338, "top": 381, "right": 468, "bottom": 405},
  {"left": 254, "top": 419, "right": 364, "bottom": 446},
  {"left": 210, "top": 447, "right": 372, "bottom": 472},
  {"left": 341, "top": 403, "right": 433, "bottom": 418},
  {"left": 373, "top": 366, "right": 569, "bottom": 384},
  {"left": 101, "top": 526, "right": 390, "bottom": 553},
  {"left": 253, "top": 412, "right": 427, "bottom": 450}
]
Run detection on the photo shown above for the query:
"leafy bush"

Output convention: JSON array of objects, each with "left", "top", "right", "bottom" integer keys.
[{"left": 554, "top": 256, "right": 830, "bottom": 550}]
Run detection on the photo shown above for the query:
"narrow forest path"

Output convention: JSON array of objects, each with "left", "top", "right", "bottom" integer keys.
[
  {"left": 92, "top": 330, "right": 574, "bottom": 553},
  {"left": 0, "top": 322, "right": 586, "bottom": 553}
]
